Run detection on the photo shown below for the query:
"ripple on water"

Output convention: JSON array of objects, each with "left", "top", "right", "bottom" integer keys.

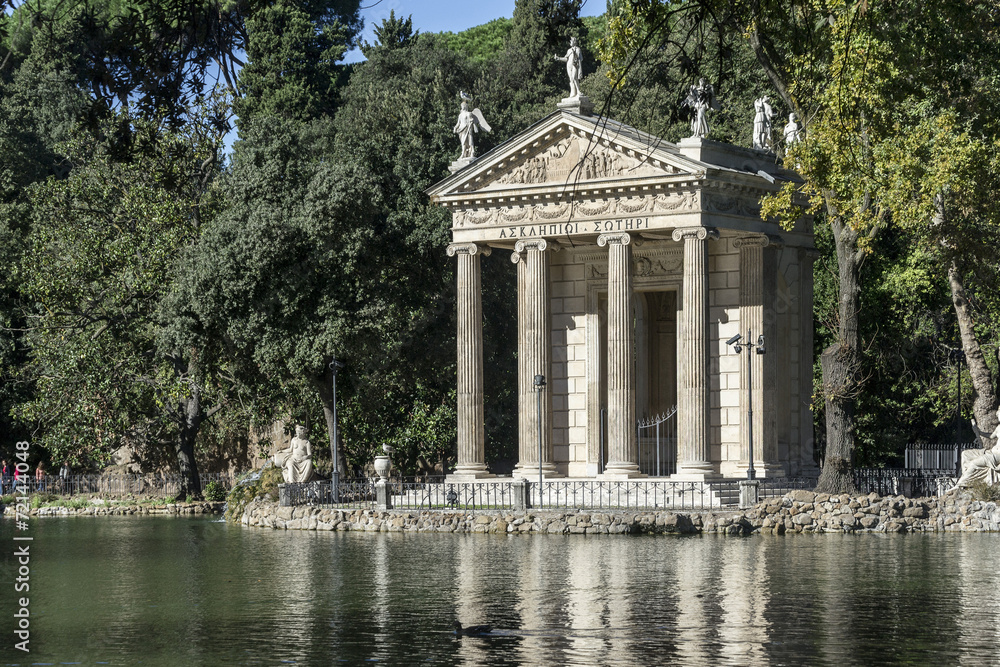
[{"left": 4, "top": 519, "right": 1000, "bottom": 666}]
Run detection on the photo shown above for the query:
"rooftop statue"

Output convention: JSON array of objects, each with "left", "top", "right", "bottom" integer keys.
[
  {"left": 753, "top": 96, "right": 775, "bottom": 151},
  {"left": 959, "top": 408, "right": 1000, "bottom": 487},
  {"left": 784, "top": 112, "right": 802, "bottom": 146},
  {"left": 274, "top": 424, "right": 314, "bottom": 483},
  {"left": 453, "top": 94, "right": 492, "bottom": 161},
  {"left": 683, "top": 78, "right": 720, "bottom": 139},
  {"left": 554, "top": 36, "right": 583, "bottom": 99}
]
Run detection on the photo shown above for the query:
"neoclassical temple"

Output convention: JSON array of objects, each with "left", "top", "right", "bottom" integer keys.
[{"left": 428, "top": 99, "right": 818, "bottom": 481}]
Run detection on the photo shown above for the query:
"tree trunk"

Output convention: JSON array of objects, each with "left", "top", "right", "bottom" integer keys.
[
  {"left": 815, "top": 217, "right": 861, "bottom": 494},
  {"left": 175, "top": 388, "right": 203, "bottom": 500},
  {"left": 948, "top": 260, "right": 999, "bottom": 443}
]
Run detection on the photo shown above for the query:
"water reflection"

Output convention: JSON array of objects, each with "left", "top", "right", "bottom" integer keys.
[{"left": 3, "top": 518, "right": 1000, "bottom": 666}]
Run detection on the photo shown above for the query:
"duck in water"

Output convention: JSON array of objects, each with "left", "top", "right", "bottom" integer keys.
[{"left": 453, "top": 621, "right": 492, "bottom": 637}]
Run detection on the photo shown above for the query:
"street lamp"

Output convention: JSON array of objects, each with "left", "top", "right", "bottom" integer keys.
[
  {"left": 534, "top": 374, "right": 546, "bottom": 502},
  {"left": 726, "top": 331, "right": 766, "bottom": 480},
  {"left": 330, "top": 356, "right": 345, "bottom": 500},
  {"left": 949, "top": 347, "right": 965, "bottom": 477}
]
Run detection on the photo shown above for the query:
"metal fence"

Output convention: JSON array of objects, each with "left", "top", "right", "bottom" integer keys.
[
  {"left": 1, "top": 473, "right": 237, "bottom": 497},
  {"left": 637, "top": 408, "right": 678, "bottom": 477},
  {"left": 904, "top": 442, "right": 979, "bottom": 471},
  {"left": 279, "top": 476, "right": 819, "bottom": 512},
  {"left": 853, "top": 468, "right": 954, "bottom": 497}
]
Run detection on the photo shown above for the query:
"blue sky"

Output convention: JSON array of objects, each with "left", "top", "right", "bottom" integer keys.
[{"left": 344, "top": 0, "right": 607, "bottom": 63}]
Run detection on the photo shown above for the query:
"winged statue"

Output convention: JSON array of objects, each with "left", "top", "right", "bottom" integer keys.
[
  {"left": 454, "top": 98, "right": 492, "bottom": 160},
  {"left": 682, "top": 78, "right": 721, "bottom": 139}
]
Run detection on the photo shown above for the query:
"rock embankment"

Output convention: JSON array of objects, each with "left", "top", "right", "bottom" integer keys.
[
  {"left": 17, "top": 501, "right": 225, "bottom": 517},
  {"left": 237, "top": 490, "right": 1000, "bottom": 535}
]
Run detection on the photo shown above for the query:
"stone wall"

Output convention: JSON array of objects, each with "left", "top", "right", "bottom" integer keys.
[
  {"left": 236, "top": 490, "right": 1000, "bottom": 535},
  {"left": 11, "top": 501, "right": 225, "bottom": 517}
]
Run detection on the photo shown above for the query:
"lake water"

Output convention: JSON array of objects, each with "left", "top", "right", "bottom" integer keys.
[{"left": 1, "top": 516, "right": 999, "bottom": 666}]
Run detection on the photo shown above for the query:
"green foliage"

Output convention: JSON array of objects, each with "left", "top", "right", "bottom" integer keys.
[
  {"left": 203, "top": 480, "right": 227, "bottom": 502},
  {"left": 236, "top": 0, "right": 360, "bottom": 122},
  {"left": 14, "top": 116, "right": 215, "bottom": 464},
  {"left": 436, "top": 19, "right": 512, "bottom": 63}
]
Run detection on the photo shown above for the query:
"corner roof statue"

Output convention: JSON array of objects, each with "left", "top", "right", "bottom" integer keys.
[
  {"left": 453, "top": 93, "right": 491, "bottom": 161},
  {"left": 683, "top": 78, "right": 720, "bottom": 139},
  {"left": 753, "top": 95, "right": 775, "bottom": 151},
  {"left": 554, "top": 36, "right": 583, "bottom": 99},
  {"left": 784, "top": 112, "right": 801, "bottom": 146}
]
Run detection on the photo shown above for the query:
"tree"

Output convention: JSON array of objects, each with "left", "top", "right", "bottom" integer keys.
[
  {"left": 603, "top": 0, "right": 1000, "bottom": 492},
  {"left": 14, "top": 113, "right": 229, "bottom": 496}
]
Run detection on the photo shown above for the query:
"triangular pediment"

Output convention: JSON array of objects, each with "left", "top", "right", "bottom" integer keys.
[{"left": 428, "top": 111, "right": 710, "bottom": 202}]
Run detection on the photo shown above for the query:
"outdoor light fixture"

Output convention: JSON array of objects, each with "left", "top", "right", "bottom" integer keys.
[
  {"left": 330, "top": 356, "right": 345, "bottom": 500},
  {"left": 726, "top": 331, "right": 766, "bottom": 480},
  {"left": 534, "top": 374, "right": 546, "bottom": 497}
]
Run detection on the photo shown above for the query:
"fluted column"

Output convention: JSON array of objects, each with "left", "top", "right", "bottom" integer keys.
[
  {"left": 512, "top": 240, "right": 559, "bottom": 478},
  {"left": 735, "top": 236, "right": 781, "bottom": 477},
  {"left": 673, "top": 227, "right": 718, "bottom": 478},
  {"left": 598, "top": 232, "right": 642, "bottom": 478},
  {"left": 447, "top": 242, "right": 492, "bottom": 478}
]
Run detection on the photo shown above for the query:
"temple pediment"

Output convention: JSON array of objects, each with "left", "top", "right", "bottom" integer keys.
[
  {"left": 428, "top": 110, "right": 809, "bottom": 247},
  {"left": 429, "top": 111, "right": 710, "bottom": 200}
]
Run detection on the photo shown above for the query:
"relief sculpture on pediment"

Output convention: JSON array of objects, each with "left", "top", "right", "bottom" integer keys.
[{"left": 493, "top": 135, "right": 666, "bottom": 188}]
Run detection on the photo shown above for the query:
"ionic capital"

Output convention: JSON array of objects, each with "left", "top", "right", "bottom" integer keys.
[
  {"left": 598, "top": 232, "right": 639, "bottom": 247},
  {"left": 733, "top": 235, "right": 770, "bottom": 249},
  {"left": 671, "top": 227, "right": 719, "bottom": 243},
  {"left": 446, "top": 243, "right": 492, "bottom": 258}
]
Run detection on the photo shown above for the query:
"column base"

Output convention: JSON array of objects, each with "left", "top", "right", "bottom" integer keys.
[
  {"left": 512, "top": 463, "right": 563, "bottom": 479},
  {"left": 672, "top": 464, "right": 722, "bottom": 482},
  {"left": 446, "top": 465, "right": 494, "bottom": 481},
  {"left": 737, "top": 462, "right": 786, "bottom": 479},
  {"left": 599, "top": 462, "right": 645, "bottom": 479}
]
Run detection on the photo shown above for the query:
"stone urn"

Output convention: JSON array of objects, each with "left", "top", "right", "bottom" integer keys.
[{"left": 374, "top": 455, "right": 392, "bottom": 481}]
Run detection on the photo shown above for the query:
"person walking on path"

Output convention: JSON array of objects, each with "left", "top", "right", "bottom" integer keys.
[
  {"left": 35, "top": 462, "right": 46, "bottom": 493},
  {"left": 59, "top": 461, "right": 71, "bottom": 495}
]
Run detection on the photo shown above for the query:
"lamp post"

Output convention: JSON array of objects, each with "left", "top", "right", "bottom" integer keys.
[
  {"left": 726, "top": 331, "right": 766, "bottom": 480},
  {"left": 950, "top": 347, "right": 965, "bottom": 477},
  {"left": 534, "top": 374, "right": 546, "bottom": 503},
  {"left": 330, "top": 356, "right": 345, "bottom": 499}
]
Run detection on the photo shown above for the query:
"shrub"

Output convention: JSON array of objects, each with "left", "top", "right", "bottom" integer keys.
[
  {"left": 968, "top": 480, "right": 1000, "bottom": 503},
  {"left": 203, "top": 480, "right": 227, "bottom": 502}
]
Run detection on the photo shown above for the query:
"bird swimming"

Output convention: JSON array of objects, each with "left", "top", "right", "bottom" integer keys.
[{"left": 453, "top": 621, "right": 492, "bottom": 637}]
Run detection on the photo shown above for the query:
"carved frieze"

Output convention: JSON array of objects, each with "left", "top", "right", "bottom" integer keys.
[
  {"left": 704, "top": 192, "right": 761, "bottom": 217},
  {"left": 585, "top": 250, "right": 683, "bottom": 280},
  {"left": 452, "top": 192, "right": 695, "bottom": 228}
]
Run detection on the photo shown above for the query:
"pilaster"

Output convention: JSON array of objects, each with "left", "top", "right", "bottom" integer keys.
[
  {"left": 597, "top": 232, "right": 642, "bottom": 478},
  {"left": 446, "top": 243, "right": 493, "bottom": 479},
  {"left": 672, "top": 227, "right": 719, "bottom": 480},
  {"left": 735, "top": 235, "right": 783, "bottom": 478}
]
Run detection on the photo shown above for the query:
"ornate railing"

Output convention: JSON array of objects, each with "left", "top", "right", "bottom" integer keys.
[{"left": 278, "top": 476, "right": 818, "bottom": 511}]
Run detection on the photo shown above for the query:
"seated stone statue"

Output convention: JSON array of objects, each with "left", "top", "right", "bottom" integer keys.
[
  {"left": 274, "top": 425, "right": 314, "bottom": 483},
  {"left": 957, "top": 408, "right": 1000, "bottom": 487}
]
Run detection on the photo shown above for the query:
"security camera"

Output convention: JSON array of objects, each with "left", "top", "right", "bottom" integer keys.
[{"left": 725, "top": 334, "right": 742, "bottom": 346}]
